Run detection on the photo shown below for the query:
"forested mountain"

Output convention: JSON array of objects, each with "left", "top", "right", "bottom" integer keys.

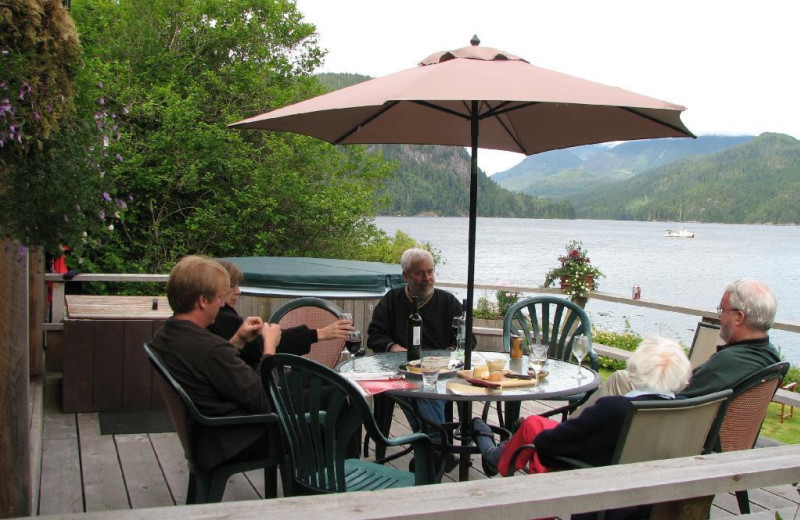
[
  {"left": 316, "top": 73, "right": 573, "bottom": 218},
  {"left": 371, "top": 144, "right": 574, "bottom": 218},
  {"left": 575, "top": 133, "right": 800, "bottom": 224},
  {"left": 493, "top": 135, "right": 754, "bottom": 199}
]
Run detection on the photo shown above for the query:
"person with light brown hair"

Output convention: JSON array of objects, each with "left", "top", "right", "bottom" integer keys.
[
  {"left": 152, "top": 255, "right": 282, "bottom": 472},
  {"left": 209, "top": 259, "right": 354, "bottom": 368}
]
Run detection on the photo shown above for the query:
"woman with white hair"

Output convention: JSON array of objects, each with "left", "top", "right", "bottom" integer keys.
[{"left": 474, "top": 335, "right": 691, "bottom": 477}]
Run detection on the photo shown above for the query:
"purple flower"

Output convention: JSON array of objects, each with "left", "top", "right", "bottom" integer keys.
[
  {"left": 97, "top": 81, "right": 103, "bottom": 88},
  {"left": 115, "top": 153, "right": 123, "bottom": 162},
  {"left": 0, "top": 99, "right": 11, "bottom": 116},
  {"left": 0, "top": 80, "right": 6, "bottom": 89},
  {"left": 45, "top": 104, "right": 53, "bottom": 113},
  {"left": 63, "top": 214, "right": 69, "bottom": 222},
  {"left": 99, "top": 210, "right": 105, "bottom": 220},
  {"left": 102, "top": 191, "right": 111, "bottom": 202},
  {"left": 116, "top": 199, "right": 127, "bottom": 209},
  {"left": 99, "top": 97, "right": 105, "bottom": 105},
  {"left": 76, "top": 204, "right": 82, "bottom": 211},
  {"left": 128, "top": 194, "right": 134, "bottom": 202},
  {"left": 33, "top": 111, "right": 41, "bottom": 120},
  {"left": 123, "top": 106, "right": 129, "bottom": 115}
]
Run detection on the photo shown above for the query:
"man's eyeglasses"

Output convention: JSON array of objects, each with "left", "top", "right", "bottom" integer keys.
[{"left": 716, "top": 306, "right": 741, "bottom": 315}]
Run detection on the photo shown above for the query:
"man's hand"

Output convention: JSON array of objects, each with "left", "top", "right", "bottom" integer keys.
[
  {"left": 317, "top": 319, "right": 355, "bottom": 341},
  {"left": 230, "top": 316, "right": 264, "bottom": 348},
  {"left": 389, "top": 344, "right": 407, "bottom": 353},
  {"left": 261, "top": 323, "right": 282, "bottom": 355}
]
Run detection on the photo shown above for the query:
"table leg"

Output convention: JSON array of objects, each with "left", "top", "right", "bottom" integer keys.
[{"left": 458, "top": 401, "right": 473, "bottom": 482}]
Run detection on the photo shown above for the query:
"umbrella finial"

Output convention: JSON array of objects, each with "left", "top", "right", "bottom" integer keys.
[{"left": 470, "top": 34, "right": 480, "bottom": 46}]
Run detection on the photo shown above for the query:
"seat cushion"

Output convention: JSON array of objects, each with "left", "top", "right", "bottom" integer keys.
[{"left": 344, "top": 459, "right": 416, "bottom": 491}]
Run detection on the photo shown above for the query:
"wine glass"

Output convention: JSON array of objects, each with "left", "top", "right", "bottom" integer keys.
[
  {"left": 345, "top": 329, "right": 363, "bottom": 371},
  {"left": 339, "top": 313, "right": 361, "bottom": 371},
  {"left": 529, "top": 344, "right": 548, "bottom": 392},
  {"left": 572, "top": 334, "right": 589, "bottom": 380}
]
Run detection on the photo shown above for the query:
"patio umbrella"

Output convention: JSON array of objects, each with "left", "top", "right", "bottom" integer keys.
[{"left": 230, "top": 36, "right": 694, "bottom": 369}]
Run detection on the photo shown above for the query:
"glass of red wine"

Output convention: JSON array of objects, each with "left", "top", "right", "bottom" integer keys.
[
  {"left": 345, "top": 329, "right": 363, "bottom": 371},
  {"left": 340, "top": 313, "right": 362, "bottom": 371}
]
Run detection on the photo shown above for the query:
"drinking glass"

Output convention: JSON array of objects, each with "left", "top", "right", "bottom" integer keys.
[
  {"left": 572, "top": 334, "right": 589, "bottom": 380},
  {"left": 529, "top": 344, "right": 548, "bottom": 392},
  {"left": 420, "top": 357, "right": 443, "bottom": 388},
  {"left": 340, "top": 313, "right": 362, "bottom": 371}
]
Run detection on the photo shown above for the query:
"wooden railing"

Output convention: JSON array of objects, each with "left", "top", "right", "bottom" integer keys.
[{"left": 23, "top": 445, "right": 800, "bottom": 520}]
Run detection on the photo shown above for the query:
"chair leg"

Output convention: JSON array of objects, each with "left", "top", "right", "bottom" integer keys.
[
  {"left": 186, "top": 473, "right": 198, "bottom": 505},
  {"left": 735, "top": 490, "right": 750, "bottom": 514},
  {"left": 264, "top": 465, "right": 278, "bottom": 499}
]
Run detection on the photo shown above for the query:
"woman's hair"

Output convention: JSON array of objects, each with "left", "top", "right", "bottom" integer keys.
[
  {"left": 725, "top": 278, "right": 777, "bottom": 331},
  {"left": 400, "top": 248, "right": 433, "bottom": 273},
  {"left": 627, "top": 335, "right": 691, "bottom": 394},
  {"left": 217, "top": 259, "right": 244, "bottom": 285},
  {"left": 166, "top": 255, "right": 229, "bottom": 314}
]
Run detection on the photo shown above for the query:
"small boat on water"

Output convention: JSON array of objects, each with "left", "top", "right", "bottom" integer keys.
[{"left": 665, "top": 228, "right": 695, "bottom": 238}]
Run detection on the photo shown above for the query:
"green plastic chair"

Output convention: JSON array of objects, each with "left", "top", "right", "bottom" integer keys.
[
  {"left": 269, "top": 297, "right": 347, "bottom": 369},
  {"left": 144, "top": 343, "right": 282, "bottom": 503},
  {"left": 484, "top": 296, "right": 598, "bottom": 429},
  {"left": 507, "top": 389, "right": 732, "bottom": 519},
  {"left": 262, "top": 353, "right": 436, "bottom": 495}
]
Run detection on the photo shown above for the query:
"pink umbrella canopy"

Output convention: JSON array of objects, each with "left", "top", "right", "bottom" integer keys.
[
  {"left": 231, "top": 38, "right": 693, "bottom": 153},
  {"left": 231, "top": 37, "right": 694, "bottom": 371}
]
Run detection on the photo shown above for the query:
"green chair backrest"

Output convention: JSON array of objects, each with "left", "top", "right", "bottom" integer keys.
[
  {"left": 262, "top": 354, "right": 434, "bottom": 494},
  {"left": 502, "top": 296, "right": 597, "bottom": 369}
]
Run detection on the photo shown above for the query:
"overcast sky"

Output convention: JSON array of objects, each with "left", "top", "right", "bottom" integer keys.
[{"left": 293, "top": 0, "right": 799, "bottom": 175}]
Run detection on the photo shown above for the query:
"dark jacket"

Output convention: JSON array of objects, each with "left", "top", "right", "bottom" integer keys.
[
  {"left": 152, "top": 318, "right": 270, "bottom": 471},
  {"left": 208, "top": 304, "right": 315, "bottom": 367},
  {"left": 367, "top": 287, "right": 466, "bottom": 352}
]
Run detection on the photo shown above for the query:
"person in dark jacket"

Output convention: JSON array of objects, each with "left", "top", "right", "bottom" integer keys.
[
  {"left": 209, "top": 260, "right": 353, "bottom": 368},
  {"left": 151, "top": 255, "right": 282, "bottom": 471},
  {"left": 474, "top": 336, "right": 692, "bottom": 477}
]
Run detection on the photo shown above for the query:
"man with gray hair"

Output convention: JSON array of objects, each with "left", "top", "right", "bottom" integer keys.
[
  {"left": 573, "top": 278, "right": 781, "bottom": 414},
  {"left": 368, "top": 247, "right": 465, "bottom": 473}
]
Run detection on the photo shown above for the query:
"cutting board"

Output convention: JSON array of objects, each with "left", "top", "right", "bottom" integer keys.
[{"left": 455, "top": 369, "right": 545, "bottom": 388}]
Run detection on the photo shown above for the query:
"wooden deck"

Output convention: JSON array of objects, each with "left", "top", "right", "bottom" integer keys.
[{"left": 33, "top": 375, "right": 799, "bottom": 519}]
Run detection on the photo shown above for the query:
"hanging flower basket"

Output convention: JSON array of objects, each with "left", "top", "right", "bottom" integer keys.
[{"left": 543, "top": 240, "right": 604, "bottom": 303}]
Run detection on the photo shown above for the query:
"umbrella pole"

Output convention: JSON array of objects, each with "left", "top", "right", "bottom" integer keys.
[{"left": 465, "top": 102, "right": 479, "bottom": 371}]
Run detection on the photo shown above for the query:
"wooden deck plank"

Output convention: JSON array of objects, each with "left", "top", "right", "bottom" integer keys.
[
  {"left": 29, "top": 376, "right": 44, "bottom": 516},
  {"left": 149, "top": 432, "right": 189, "bottom": 505},
  {"left": 220, "top": 474, "right": 262, "bottom": 503},
  {"left": 77, "top": 414, "right": 130, "bottom": 511},
  {"left": 38, "top": 437, "right": 83, "bottom": 515},
  {"left": 115, "top": 434, "right": 174, "bottom": 509}
]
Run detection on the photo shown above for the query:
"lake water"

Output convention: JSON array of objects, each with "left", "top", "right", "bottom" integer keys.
[{"left": 375, "top": 217, "right": 800, "bottom": 366}]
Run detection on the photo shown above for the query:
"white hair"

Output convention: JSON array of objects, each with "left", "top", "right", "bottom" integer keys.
[
  {"left": 725, "top": 278, "right": 777, "bottom": 331},
  {"left": 628, "top": 336, "right": 691, "bottom": 394},
  {"left": 400, "top": 248, "right": 433, "bottom": 273}
]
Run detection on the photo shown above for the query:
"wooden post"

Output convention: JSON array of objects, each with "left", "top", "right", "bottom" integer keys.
[
  {"left": 29, "top": 247, "right": 44, "bottom": 375},
  {"left": 0, "top": 240, "right": 31, "bottom": 517}
]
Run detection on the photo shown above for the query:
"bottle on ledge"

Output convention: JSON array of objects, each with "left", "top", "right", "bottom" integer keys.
[{"left": 407, "top": 296, "right": 422, "bottom": 362}]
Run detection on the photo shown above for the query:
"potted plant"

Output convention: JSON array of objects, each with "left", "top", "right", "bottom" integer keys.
[{"left": 542, "top": 240, "right": 604, "bottom": 306}]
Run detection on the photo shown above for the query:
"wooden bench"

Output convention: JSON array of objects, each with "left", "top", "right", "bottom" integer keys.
[{"left": 24, "top": 445, "right": 800, "bottom": 520}]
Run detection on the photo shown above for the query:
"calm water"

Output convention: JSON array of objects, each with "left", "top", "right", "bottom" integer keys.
[{"left": 376, "top": 217, "right": 800, "bottom": 365}]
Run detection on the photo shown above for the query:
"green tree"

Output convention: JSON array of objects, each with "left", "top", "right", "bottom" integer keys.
[
  {"left": 71, "top": 0, "right": 398, "bottom": 273},
  {"left": 0, "top": 0, "right": 123, "bottom": 253}
]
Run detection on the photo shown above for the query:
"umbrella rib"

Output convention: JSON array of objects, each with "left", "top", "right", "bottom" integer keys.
[
  {"left": 621, "top": 107, "right": 696, "bottom": 137},
  {"left": 479, "top": 101, "right": 531, "bottom": 154},
  {"left": 412, "top": 100, "right": 471, "bottom": 121},
  {"left": 333, "top": 101, "right": 401, "bottom": 144}
]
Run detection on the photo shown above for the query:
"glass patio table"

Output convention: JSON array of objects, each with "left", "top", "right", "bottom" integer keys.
[{"left": 338, "top": 350, "right": 601, "bottom": 481}]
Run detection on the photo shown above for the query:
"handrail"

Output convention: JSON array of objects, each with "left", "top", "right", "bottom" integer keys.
[
  {"left": 43, "top": 274, "right": 800, "bottom": 334},
  {"left": 22, "top": 445, "right": 800, "bottom": 520}
]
